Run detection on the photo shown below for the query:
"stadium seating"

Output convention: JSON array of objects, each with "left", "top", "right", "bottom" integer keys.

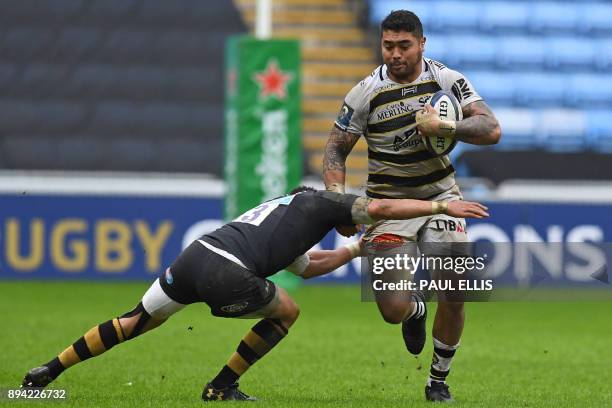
[
  {"left": 587, "top": 110, "right": 612, "bottom": 152},
  {"left": 0, "top": 0, "right": 246, "bottom": 173},
  {"left": 480, "top": 2, "right": 529, "bottom": 32},
  {"left": 370, "top": 0, "right": 612, "bottom": 157}
]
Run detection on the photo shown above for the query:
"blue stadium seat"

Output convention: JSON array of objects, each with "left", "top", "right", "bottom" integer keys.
[
  {"left": 580, "top": 3, "right": 612, "bottom": 34},
  {"left": 36, "top": 101, "right": 86, "bottom": 133},
  {"left": 546, "top": 37, "right": 596, "bottom": 70},
  {"left": 530, "top": 2, "right": 578, "bottom": 33},
  {"left": 166, "top": 67, "right": 220, "bottom": 102},
  {"left": 79, "top": 0, "right": 139, "bottom": 23},
  {"left": 569, "top": 75, "right": 612, "bottom": 106},
  {"left": 369, "top": 1, "right": 432, "bottom": 27},
  {"left": 1, "top": 136, "right": 58, "bottom": 169},
  {"left": 0, "top": 63, "right": 18, "bottom": 89},
  {"left": 20, "top": 63, "right": 70, "bottom": 97},
  {"left": 106, "top": 139, "right": 157, "bottom": 170},
  {"left": 71, "top": 64, "right": 170, "bottom": 100},
  {"left": 50, "top": 28, "right": 102, "bottom": 61},
  {"left": 424, "top": 37, "right": 447, "bottom": 63},
  {"left": 0, "top": 100, "right": 84, "bottom": 133},
  {"left": 497, "top": 36, "right": 545, "bottom": 69},
  {"left": 91, "top": 102, "right": 208, "bottom": 135},
  {"left": 97, "top": 29, "right": 155, "bottom": 63},
  {"left": 447, "top": 36, "right": 496, "bottom": 67},
  {"left": 587, "top": 110, "right": 612, "bottom": 152},
  {"left": 135, "top": 0, "right": 189, "bottom": 24},
  {"left": 153, "top": 30, "right": 207, "bottom": 64},
  {"left": 515, "top": 73, "right": 566, "bottom": 107},
  {"left": 56, "top": 137, "right": 106, "bottom": 169},
  {"left": 430, "top": 1, "right": 481, "bottom": 32},
  {"left": 0, "top": 100, "right": 38, "bottom": 132},
  {"left": 70, "top": 65, "right": 118, "bottom": 98},
  {"left": 466, "top": 72, "right": 515, "bottom": 105},
  {"left": 3, "top": 28, "right": 54, "bottom": 59},
  {"left": 157, "top": 139, "right": 222, "bottom": 172},
  {"left": 493, "top": 108, "right": 538, "bottom": 150},
  {"left": 0, "top": 0, "right": 83, "bottom": 22},
  {"left": 481, "top": 2, "right": 529, "bottom": 32},
  {"left": 90, "top": 102, "right": 137, "bottom": 132},
  {"left": 539, "top": 109, "right": 587, "bottom": 152},
  {"left": 595, "top": 39, "right": 612, "bottom": 71}
]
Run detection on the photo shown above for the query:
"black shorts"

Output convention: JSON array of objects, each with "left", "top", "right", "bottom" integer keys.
[{"left": 159, "top": 241, "right": 276, "bottom": 317}]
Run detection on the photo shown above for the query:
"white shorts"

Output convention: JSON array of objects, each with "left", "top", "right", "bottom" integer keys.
[
  {"left": 142, "top": 278, "right": 187, "bottom": 320},
  {"left": 364, "top": 185, "right": 468, "bottom": 244}
]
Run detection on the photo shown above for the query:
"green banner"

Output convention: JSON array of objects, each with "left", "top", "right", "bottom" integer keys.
[{"left": 224, "top": 36, "right": 302, "bottom": 220}]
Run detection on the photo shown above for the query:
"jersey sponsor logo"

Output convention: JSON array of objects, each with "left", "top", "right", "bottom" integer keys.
[
  {"left": 393, "top": 129, "right": 421, "bottom": 152},
  {"left": 335, "top": 101, "right": 355, "bottom": 131},
  {"left": 375, "top": 102, "right": 414, "bottom": 122},
  {"left": 451, "top": 78, "right": 473, "bottom": 102},
  {"left": 367, "top": 112, "right": 416, "bottom": 135},
  {"left": 433, "top": 219, "right": 466, "bottom": 233},
  {"left": 401, "top": 85, "right": 418, "bottom": 96},
  {"left": 418, "top": 95, "right": 432, "bottom": 104},
  {"left": 220, "top": 301, "right": 249, "bottom": 313}
]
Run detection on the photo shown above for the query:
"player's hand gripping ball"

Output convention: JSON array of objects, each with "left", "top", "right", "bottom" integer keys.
[{"left": 417, "top": 90, "right": 462, "bottom": 156}]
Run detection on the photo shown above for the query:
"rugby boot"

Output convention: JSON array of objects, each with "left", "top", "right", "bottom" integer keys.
[
  {"left": 425, "top": 381, "right": 453, "bottom": 403},
  {"left": 22, "top": 366, "right": 53, "bottom": 388},
  {"left": 202, "top": 382, "right": 257, "bottom": 402}
]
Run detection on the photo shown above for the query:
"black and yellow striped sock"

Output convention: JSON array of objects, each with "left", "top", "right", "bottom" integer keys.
[
  {"left": 211, "top": 318, "right": 288, "bottom": 389},
  {"left": 44, "top": 318, "right": 126, "bottom": 380}
]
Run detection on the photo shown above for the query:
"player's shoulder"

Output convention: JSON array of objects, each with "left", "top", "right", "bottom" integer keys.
[
  {"left": 349, "top": 65, "right": 387, "bottom": 96},
  {"left": 424, "top": 58, "right": 465, "bottom": 80}
]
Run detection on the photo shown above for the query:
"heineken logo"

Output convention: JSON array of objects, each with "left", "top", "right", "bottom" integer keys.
[
  {"left": 256, "top": 110, "right": 288, "bottom": 200},
  {"left": 253, "top": 59, "right": 293, "bottom": 100}
]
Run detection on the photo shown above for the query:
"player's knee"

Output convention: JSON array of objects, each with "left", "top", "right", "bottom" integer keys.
[
  {"left": 282, "top": 299, "right": 300, "bottom": 325},
  {"left": 379, "top": 302, "right": 409, "bottom": 324}
]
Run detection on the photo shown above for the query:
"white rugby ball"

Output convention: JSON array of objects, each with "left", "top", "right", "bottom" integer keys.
[{"left": 421, "top": 90, "right": 462, "bottom": 156}]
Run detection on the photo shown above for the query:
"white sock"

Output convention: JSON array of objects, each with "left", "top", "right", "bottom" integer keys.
[
  {"left": 427, "top": 337, "right": 459, "bottom": 385},
  {"left": 405, "top": 294, "right": 425, "bottom": 320}
]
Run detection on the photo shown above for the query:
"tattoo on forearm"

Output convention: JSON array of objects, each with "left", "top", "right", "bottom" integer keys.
[
  {"left": 455, "top": 101, "right": 500, "bottom": 144},
  {"left": 323, "top": 127, "right": 360, "bottom": 174}
]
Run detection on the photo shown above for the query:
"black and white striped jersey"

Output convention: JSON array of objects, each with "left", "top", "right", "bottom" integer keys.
[{"left": 335, "top": 58, "right": 482, "bottom": 199}]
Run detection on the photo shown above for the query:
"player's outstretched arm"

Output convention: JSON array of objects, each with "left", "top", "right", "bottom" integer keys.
[
  {"left": 366, "top": 198, "right": 489, "bottom": 221},
  {"left": 322, "top": 126, "right": 361, "bottom": 193},
  {"left": 295, "top": 243, "right": 362, "bottom": 279}
]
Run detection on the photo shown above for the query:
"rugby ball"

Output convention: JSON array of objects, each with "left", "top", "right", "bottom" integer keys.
[{"left": 421, "top": 90, "right": 462, "bottom": 156}]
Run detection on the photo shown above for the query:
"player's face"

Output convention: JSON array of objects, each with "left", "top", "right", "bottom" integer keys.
[{"left": 381, "top": 30, "right": 425, "bottom": 83}]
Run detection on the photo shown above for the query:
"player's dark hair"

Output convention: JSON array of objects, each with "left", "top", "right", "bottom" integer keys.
[
  {"left": 290, "top": 185, "right": 316, "bottom": 195},
  {"left": 381, "top": 10, "right": 423, "bottom": 38}
]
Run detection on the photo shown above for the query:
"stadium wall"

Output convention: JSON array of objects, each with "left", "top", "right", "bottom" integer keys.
[{"left": 0, "top": 172, "right": 610, "bottom": 286}]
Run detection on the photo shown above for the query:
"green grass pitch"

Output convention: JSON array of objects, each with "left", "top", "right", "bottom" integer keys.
[{"left": 1, "top": 281, "right": 611, "bottom": 407}]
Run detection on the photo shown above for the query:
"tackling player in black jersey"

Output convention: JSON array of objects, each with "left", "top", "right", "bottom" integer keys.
[{"left": 22, "top": 187, "right": 487, "bottom": 402}]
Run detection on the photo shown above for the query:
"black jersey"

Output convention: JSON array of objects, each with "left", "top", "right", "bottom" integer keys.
[{"left": 200, "top": 191, "right": 358, "bottom": 278}]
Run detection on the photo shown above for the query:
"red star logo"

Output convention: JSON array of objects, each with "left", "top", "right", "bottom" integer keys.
[{"left": 253, "top": 59, "right": 293, "bottom": 100}]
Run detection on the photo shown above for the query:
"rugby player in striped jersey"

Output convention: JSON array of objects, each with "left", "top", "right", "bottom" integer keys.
[{"left": 323, "top": 10, "right": 501, "bottom": 403}]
